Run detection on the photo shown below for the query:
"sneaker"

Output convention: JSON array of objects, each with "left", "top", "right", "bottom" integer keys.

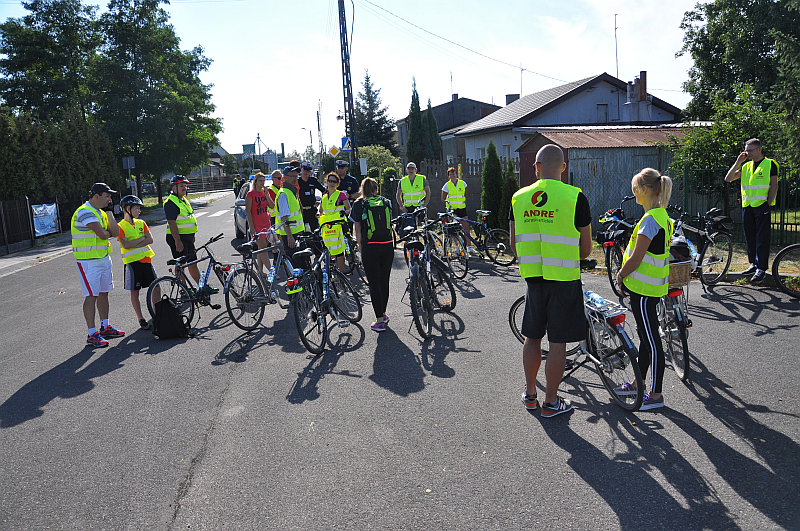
[
  {"left": 99, "top": 325, "right": 125, "bottom": 339},
  {"left": 87, "top": 331, "right": 109, "bottom": 348},
  {"left": 613, "top": 381, "right": 638, "bottom": 396},
  {"left": 540, "top": 397, "right": 573, "bottom": 418},
  {"left": 202, "top": 285, "right": 220, "bottom": 295},
  {"left": 522, "top": 390, "right": 539, "bottom": 410},
  {"left": 468, "top": 248, "right": 481, "bottom": 257},
  {"left": 370, "top": 320, "right": 387, "bottom": 332},
  {"left": 742, "top": 264, "right": 757, "bottom": 275},
  {"left": 640, "top": 393, "right": 665, "bottom": 411},
  {"left": 139, "top": 318, "right": 151, "bottom": 330},
  {"left": 383, "top": 313, "right": 390, "bottom": 324},
  {"left": 751, "top": 270, "right": 766, "bottom": 283}
]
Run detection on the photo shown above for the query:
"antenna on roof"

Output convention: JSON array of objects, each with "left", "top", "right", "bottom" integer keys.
[{"left": 614, "top": 14, "right": 619, "bottom": 79}]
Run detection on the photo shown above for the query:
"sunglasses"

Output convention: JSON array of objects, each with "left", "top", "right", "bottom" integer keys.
[{"left": 327, "top": 179, "right": 339, "bottom": 184}]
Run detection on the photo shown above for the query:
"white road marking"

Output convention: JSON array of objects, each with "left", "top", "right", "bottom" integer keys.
[{"left": 208, "top": 210, "right": 228, "bottom": 217}]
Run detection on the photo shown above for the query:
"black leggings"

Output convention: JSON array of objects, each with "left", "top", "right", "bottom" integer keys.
[
  {"left": 361, "top": 242, "right": 393, "bottom": 318},
  {"left": 629, "top": 292, "right": 665, "bottom": 395}
]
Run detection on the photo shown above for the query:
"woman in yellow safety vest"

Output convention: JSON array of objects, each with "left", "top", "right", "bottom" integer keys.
[
  {"left": 318, "top": 172, "right": 351, "bottom": 272},
  {"left": 616, "top": 168, "right": 673, "bottom": 411}
]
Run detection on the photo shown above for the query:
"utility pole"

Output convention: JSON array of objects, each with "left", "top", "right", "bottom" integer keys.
[
  {"left": 317, "top": 100, "right": 324, "bottom": 160},
  {"left": 338, "top": 0, "right": 357, "bottom": 163}
]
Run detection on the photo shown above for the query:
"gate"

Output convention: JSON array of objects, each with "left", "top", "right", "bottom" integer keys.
[{"left": 0, "top": 198, "right": 35, "bottom": 255}]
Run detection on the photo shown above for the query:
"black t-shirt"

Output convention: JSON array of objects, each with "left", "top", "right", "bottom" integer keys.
[
  {"left": 351, "top": 196, "right": 393, "bottom": 243},
  {"left": 509, "top": 191, "right": 591, "bottom": 283},
  {"left": 338, "top": 174, "right": 360, "bottom": 198},
  {"left": 298, "top": 176, "right": 325, "bottom": 207},
  {"left": 163, "top": 194, "right": 181, "bottom": 221}
]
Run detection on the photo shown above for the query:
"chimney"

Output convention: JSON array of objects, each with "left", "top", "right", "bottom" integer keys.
[
  {"left": 639, "top": 71, "right": 647, "bottom": 101},
  {"left": 452, "top": 94, "right": 458, "bottom": 101},
  {"left": 506, "top": 94, "right": 520, "bottom": 105}
]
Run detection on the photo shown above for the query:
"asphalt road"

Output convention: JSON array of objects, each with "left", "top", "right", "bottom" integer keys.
[{"left": 1, "top": 191, "right": 798, "bottom": 530}]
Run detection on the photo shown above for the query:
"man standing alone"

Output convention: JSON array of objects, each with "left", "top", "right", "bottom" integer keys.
[
  {"left": 725, "top": 138, "right": 779, "bottom": 283},
  {"left": 71, "top": 183, "right": 125, "bottom": 347},
  {"left": 510, "top": 145, "right": 592, "bottom": 417}
]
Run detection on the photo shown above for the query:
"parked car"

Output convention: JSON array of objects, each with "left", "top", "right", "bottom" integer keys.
[
  {"left": 234, "top": 180, "right": 251, "bottom": 239},
  {"left": 141, "top": 182, "right": 156, "bottom": 196}
]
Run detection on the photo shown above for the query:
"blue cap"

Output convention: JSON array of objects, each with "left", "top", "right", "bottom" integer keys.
[
  {"left": 282, "top": 165, "right": 298, "bottom": 176},
  {"left": 336, "top": 160, "right": 349, "bottom": 168}
]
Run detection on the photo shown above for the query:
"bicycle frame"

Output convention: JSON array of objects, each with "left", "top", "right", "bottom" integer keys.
[
  {"left": 441, "top": 206, "right": 494, "bottom": 251},
  {"left": 168, "top": 233, "right": 228, "bottom": 306}
]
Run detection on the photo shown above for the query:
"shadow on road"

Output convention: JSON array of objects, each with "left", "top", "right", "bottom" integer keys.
[
  {"left": 369, "top": 328, "right": 425, "bottom": 396},
  {"left": 694, "top": 283, "right": 800, "bottom": 336},
  {"left": 0, "top": 330, "right": 180, "bottom": 428}
]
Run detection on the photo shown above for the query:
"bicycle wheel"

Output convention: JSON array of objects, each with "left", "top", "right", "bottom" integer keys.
[
  {"left": 485, "top": 229, "right": 516, "bottom": 266},
  {"left": 606, "top": 244, "right": 624, "bottom": 298},
  {"left": 509, "top": 295, "right": 525, "bottom": 344},
  {"left": 772, "top": 243, "right": 800, "bottom": 299},
  {"left": 293, "top": 277, "right": 327, "bottom": 354},
  {"left": 662, "top": 297, "right": 690, "bottom": 381},
  {"left": 146, "top": 276, "right": 195, "bottom": 324},
  {"left": 409, "top": 278, "right": 432, "bottom": 339},
  {"left": 428, "top": 261, "right": 457, "bottom": 312},
  {"left": 224, "top": 267, "right": 266, "bottom": 331},
  {"left": 698, "top": 232, "right": 732, "bottom": 285},
  {"left": 444, "top": 233, "right": 468, "bottom": 279},
  {"left": 590, "top": 317, "right": 644, "bottom": 411},
  {"left": 428, "top": 231, "right": 445, "bottom": 261},
  {"left": 329, "top": 268, "right": 362, "bottom": 323}
]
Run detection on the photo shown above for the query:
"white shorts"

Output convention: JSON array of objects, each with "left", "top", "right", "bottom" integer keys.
[{"left": 76, "top": 256, "right": 114, "bottom": 297}]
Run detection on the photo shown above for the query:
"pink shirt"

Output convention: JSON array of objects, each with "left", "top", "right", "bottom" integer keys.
[{"left": 246, "top": 189, "right": 271, "bottom": 233}]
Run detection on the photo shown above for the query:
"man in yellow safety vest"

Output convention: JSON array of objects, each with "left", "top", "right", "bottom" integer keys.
[
  {"left": 725, "top": 138, "right": 779, "bottom": 283},
  {"left": 510, "top": 145, "right": 592, "bottom": 417},
  {"left": 396, "top": 161, "right": 430, "bottom": 214},
  {"left": 71, "top": 182, "right": 124, "bottom": 347}
]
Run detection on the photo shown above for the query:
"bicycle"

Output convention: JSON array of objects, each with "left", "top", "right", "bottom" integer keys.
[
  {"left": 438, "top": 206, "right": 515, "bottom": 279},
  {"left": 290, "top": 219, "right": 364, "bottom": 354},
  {"left": 595, "top": 195, "right": 637, "bottom": 297},
  {"left": 668, "top": 206, "right": 733, "bottom": 287},
  {"left": 146, "top": 233, "right": 230, "bottom": 325},
  {"left": 342, "top": 229, "right": 367, "bottom": 288},
  {"left": 772, "top": 242, "right": 800, "bottom": 299},
  {"left": 392, "top": 204, "right": 444, "bottom": 262},
  {"left": 399, "top": 220, "right": 457, "bottom": 339},
  {"left": 223, "top": 222, "right": 300, "bottom": 331},
  {"left": 653, "top": 258, "right": 692, "bottom": 381},
  {"left": 508, "top": 286, "right": 644, "bottom": 411}
]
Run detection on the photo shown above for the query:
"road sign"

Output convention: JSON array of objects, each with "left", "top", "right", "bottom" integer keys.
[
  {"left": 122, "top": 156, "right": 135, "bottom": 170},
  {"left": 341, "top": 137, "right": 353, "bottom": 153},
  {"left": 329, "top": 146, "right": 340, "bottom": 157}
]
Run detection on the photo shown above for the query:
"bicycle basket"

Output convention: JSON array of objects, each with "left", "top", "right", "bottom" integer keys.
[
  {"left": 444, "top": 222, "right": 461, "bottom": 235},
  {"left": 668, "top": 260, "right": 692, "bottom": 288}
]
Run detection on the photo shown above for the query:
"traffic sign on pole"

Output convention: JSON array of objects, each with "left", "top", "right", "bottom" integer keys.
[{"left": 341, "top": 137, "right": 353, "bottom": 153}]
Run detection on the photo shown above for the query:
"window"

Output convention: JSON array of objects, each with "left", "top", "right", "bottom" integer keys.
[
  {"left": 502, "top": 144, "right": 512, "bottom": 160},
  {"left": 476, "top": 147, "right": 485, "bottom": 160}
]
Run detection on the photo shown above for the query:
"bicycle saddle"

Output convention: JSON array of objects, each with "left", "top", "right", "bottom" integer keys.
[
  {"left": 476, "top": 209, "right": 491, "bottom": 216},
  {"left": 166, "top": 256, "right": 189, "bottom": 266},
  {"left": 292, "top": 248, "right": 314, "bottom": 261}
]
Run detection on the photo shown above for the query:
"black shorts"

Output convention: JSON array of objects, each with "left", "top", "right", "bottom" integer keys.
[
  {"left": 123, "top": 261, "right": 157, "bottom": 291},
  {"left": 453, "top": 208, "right": 468, "bottom": 219},
  {"left": 521, "top": 278, "right": 586, "bottom": 343},
  {"left": 166, "top": 234, "right": 197, "bottom": 262}
]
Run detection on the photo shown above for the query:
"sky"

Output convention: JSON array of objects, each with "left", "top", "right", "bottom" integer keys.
[{"left": 0, "top": 0, "right": 700, "bottom": 158}]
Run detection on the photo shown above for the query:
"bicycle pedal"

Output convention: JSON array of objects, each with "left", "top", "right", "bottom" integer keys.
[
  {"left": 210, "top": 304, "right": 221, "bottom": 310},
  {"left": 686, "top": 319, "right": 693, "bottom": 328},
  {"left": 338, "top": 320, "right": 349, "bottom": 328}
]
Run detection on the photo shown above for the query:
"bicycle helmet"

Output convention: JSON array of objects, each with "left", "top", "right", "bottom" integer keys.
[
  {"left": 171, "top": 175, "right": 190, "bottom": 185},
  {"left": 120, "top": 194, "right": 144, "bottom": 215}
]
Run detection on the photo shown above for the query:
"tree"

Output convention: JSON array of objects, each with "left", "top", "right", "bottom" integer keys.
[
  {"left": 677, "top": 0, "right": 800, "bottom": 119},
  {"left": 481, "top": 141, "right": 504, "bottom": 229},
  {"left": 92, "top": 0, "right": 221, "bottom": 183},
  {"left": 774, "top": 0, "right": 800, "bottom": 167},
  {"left": 405, "top": 78, "right": 427, "bottom": 165},
  {"left": 359, "top": 145, "right": 399, "bottom": 181},
  {"left": 500, "top": 162, "right": 519, "bottom": 232},
  {"left": 381, "top": 167, "right": 397, "bottom": 198},
  {"left": 354, "top": 70, "right": 397, "bottom": 155},
  {"left": 0, "top": 0, "right": 100, "bottom": 119},
  {"left": 425, "top": 99, "right": 441, "bottom": 161},
  {"left": 221, "top": 154, "right": 238, "bottom": 175}
]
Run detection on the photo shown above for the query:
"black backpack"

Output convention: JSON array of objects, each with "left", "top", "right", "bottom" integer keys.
[
  {"left": 361, "top": 196, "right": 392, "bottom": 241},
  {"left": 152, "top": 296, "right": 192, "bottom": 339}
]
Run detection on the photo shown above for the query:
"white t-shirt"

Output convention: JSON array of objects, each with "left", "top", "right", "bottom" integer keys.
[{"left": 441, "top": 180, "right": 468, "bottom": 193}]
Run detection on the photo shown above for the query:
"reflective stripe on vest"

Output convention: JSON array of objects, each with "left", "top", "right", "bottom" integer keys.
[
  {"left": 322, "top": 224, "right": 345, "bottom": 255},
  {"left": 444, "top": 180, "right": 466, "bottom": 208},
  {"left": 165, "top": 194, "right": 198, "bottom": 234},
  {"left": 320, "top": 192, "right": 345, "bottom": 220},
  {"left": 401, "top": 175, "right": 426, "bottom": 206},
  {"left": 118, "top": 219, "right": 155, "bottom": 264},
  {"left": 512, "top": 180, "right": 581, "bottom": 281},
  {"left": 71, "top": 204, "right": 112, "bottom": 259},
  {"left": 741, "top": 158, "right": 778, "bottom": 207},
  {"left": 276, "top": 188, "right": 304, "bottom": 235},
  {"left": 622, "top": 208, "right": 672, "bottom": 297}
]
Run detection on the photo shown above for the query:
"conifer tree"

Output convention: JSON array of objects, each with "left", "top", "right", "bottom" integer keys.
[
  {"left": 426, "top": 99, "right": 441, "bottom": 161},
  {"left": 405, "top": 78, "right": 427, "bottom": 166},
  {"left": 481, "top": 141, "right": 504, "bottom": 228}
]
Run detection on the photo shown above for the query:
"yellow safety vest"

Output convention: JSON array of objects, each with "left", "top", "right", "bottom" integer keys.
[
  {"left": 512, "top": 180, "right": 581, "bottom": 281},
  {"left": 444, "top": 179, "right": 466, "bottom": 208},
  {"left": 741, "top": 158, "right": 778, "bottom": 208},
  {"left": 400, "top": 174, "right": 426, "bottom": 207},
  {"left": 164, "top": 194, "right": 198, "bottom": 234},
  {"left": 319, "top": 192, "right": 345, "bottom": 255},
  {"left": 268, "top": 184, "right": 281, "bottom": 219},
  {"left": 276, "top": 187, "right": 304, "bottom": 236},
  {"left": 118, "top": 218, "right": 155, "bottom": 264},
  {"left": 71, "top": 203, "right": 113, "bottom": 260},
  {"left": 622, "top": 208, "right": 672, "bottom": 297}
]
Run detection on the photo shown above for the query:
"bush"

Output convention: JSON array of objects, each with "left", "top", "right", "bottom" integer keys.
[{"left": 381, "top": 167, "right": 398, "bottom": 197}]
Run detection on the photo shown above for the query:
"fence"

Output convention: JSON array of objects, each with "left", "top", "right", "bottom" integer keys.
[
  {"left": 387, "top": 156, "right": 519, "bottom": 218},
  {"left": 0, "top": 198, "right": 35, "bottom": 255},
  {"left": 679, "top": 165, "right": 799, "bottom": 246}
]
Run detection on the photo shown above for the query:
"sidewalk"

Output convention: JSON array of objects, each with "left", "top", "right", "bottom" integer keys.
[{"left": 0, "top": 190, "right": 232, "bottom": 280}]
